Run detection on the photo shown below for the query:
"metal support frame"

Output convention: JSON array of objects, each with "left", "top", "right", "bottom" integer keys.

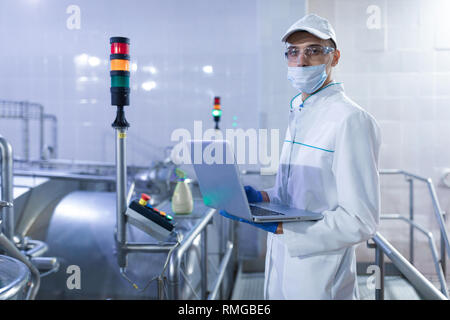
[{"left": 115, "top": 128, "right": 128, "bottom": 268}]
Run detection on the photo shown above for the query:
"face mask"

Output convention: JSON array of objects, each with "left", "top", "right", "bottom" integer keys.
[{"left": 287, "top": 64, "right": 328, "bottom": 94}]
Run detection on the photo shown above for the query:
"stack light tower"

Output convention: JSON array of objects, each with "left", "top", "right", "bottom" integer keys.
[
  {"left": 110, "top": 36, "right": 130, "bottom": 268},
  {"left": 212, "top": 96, "right": 221, "bottom": 130}
]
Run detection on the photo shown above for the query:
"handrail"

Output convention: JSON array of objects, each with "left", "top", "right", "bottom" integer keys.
[
  {"left": 208, "top": 241, "right": 234, "bottom": 300},
  {"left": 379, "top": 169, "right": 449, "bottom": 280},
  {"left": 381, "top": 214, "right": 448, "bottom": 297},
  {"left": 0, "top": 100, "right": 57, "bottom": 161},
  {"left": 168, "top": 208, "right": 217, "bottom": 299},
  {"left": 373, "top": 233, "right": 447, "bottom": 300},
  {"left": 379, "top": 169, "right": 449, "bottom": 255}
]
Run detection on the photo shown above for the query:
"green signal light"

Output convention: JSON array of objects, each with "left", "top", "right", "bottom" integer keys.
[{"left": 212, "top": 109, "right": 221, "bottom": 117}]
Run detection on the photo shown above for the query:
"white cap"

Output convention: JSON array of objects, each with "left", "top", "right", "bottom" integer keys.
[{"left": 281, "top": 14, "right": 337, "bottom": 47}]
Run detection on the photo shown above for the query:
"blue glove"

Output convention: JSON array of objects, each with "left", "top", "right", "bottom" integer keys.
[
  {"left": 244, "top": 185, "right": 263, "bottom": 203},
  {"left": 219, "top": 210, "right": 278, "bottom": 233}
]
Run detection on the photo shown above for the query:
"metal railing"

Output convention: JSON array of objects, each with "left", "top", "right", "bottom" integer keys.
[
  {"left": 0, "top": 100, "right": 58, "bottom": 161},
  {"left": 166, "top": 208, "right": 235, "bottom": 300},
  {"left": 369, "top": 169, "right": 450, "bottom": 300},
  {"left": 380, "top": 169, "right": 449, "bottom": 278},
  {"left": 381, "top": 214, "right": 448, "bottom": 296},
  {"left": 371, "top": 233, "right": 447, "bottom": 300}
]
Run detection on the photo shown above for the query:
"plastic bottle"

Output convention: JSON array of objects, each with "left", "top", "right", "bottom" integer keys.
[{"left": 171, "top": 168, "right": 193, "bottom": 215}]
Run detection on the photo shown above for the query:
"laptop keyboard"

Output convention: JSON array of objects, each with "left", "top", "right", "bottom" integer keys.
[{"left": 250, "top": 205, "right": 284, "bottom": 216}]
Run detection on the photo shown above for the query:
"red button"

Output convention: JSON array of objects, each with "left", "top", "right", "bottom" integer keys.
[{"left": 141, "top": 193, "right": 151, "bottom": 201}]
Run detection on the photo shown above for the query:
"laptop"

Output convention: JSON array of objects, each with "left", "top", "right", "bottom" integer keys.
[{"left": 187, "top": 140, "right": 323, "bottom": 223}]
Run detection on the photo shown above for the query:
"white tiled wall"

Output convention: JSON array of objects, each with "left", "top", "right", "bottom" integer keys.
[
  {"left": 0, "top": 0, "right": 305, "bottom": 167},
  {"left": 309, "top": 0, "right": 450, "bottom": 276}
]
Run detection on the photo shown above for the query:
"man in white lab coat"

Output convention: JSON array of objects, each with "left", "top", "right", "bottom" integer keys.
[{"left": 220, "top": 14, "right": 381, "bottom": 299}]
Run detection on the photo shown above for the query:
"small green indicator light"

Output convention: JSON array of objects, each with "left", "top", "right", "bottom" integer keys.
[
  {"left": 212, "top": 110, "right": 221, "bottom": 117},
  {"left": 232, "top": 122, "right": 237, "bottom": 127}
]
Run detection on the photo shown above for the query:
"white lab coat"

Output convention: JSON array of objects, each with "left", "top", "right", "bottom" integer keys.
[{"left": 264, "top": 82, "right": 381, "bottom": 300}]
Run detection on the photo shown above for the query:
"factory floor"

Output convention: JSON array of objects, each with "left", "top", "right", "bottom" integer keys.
[
  {"left": 230, "top": 258, "right": 449, "bottom": 300},
  {"left": 230, "top": 270, "right": 421, "bottom": 300}
]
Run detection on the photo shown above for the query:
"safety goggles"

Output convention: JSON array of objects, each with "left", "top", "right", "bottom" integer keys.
[{"left": 284, "top": 45, "right": 335, "bottom": 63}]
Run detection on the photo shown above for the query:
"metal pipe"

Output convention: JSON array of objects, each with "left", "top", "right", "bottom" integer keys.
[
  {"left": 168, "top": 208, "right": 216, "bottom": 299},
  {"left": 122, "top": 242, "right": 175, "bottom": 253},
  {"left": 208, "top": 241, "right": 233, "bottom": 300},
  {"left": 201, "top": 228, "right": 208, "bottom": 299},
  {"left": 21, "top": 102, "right": 30, "bottom": 162},
  {"left": 0, "top": 135, "right": 14, "bottom": 240},
  {"left": 375, "top": 244, "right": 384, "bottom": 300},
  {"left": 15, "top": 158, "right": 148, "bottom": 173},
  {"left": 373, "top": 233, "right": 447, "bottom": 300},
  {"left": 0, "top": 233, "right": 40, "bottom": 300},
  {"left": 44, "top": 114, "right": 58, "bottom": 159},
  {"left": 115, "top": 128, "right": 128, "bottom": 268},
  {"left": 426, "top": 180, "right": 450, "bottom": 256},
  {"left": 427, "top": 233, "right": 449, "bottom": 297},
  {"left": 379, "top": 169, "right": 428, "bottom": 182},
  {"left": 14, "top": 169, "right": 116, "bottom": 182},
  {"left": 24, "top": 239, "right": 48, "bottom": 258},
  {"left": 39, "top": 107, "right": 44, "bottom": 160},
  {"left": 30, "top": 256, "right": 59, "bottom": 274},
  {"left": 441, "top": 219, "right": 447, "bottom": 279},
  {"left": 408, "top": 178, "right": 414, "bottom": 265}
]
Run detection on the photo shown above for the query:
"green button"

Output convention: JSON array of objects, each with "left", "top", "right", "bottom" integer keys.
[{"left": 111, "top": 75, "right": 129, "bottom": 88}]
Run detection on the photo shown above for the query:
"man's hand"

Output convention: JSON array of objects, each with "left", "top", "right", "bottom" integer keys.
[
  {"left": 275, "top": 223, "right": 283, "bottom": 234},
  {"left": 261, "top": 191, "right": 270, "bottom": 202},
  {"left": 244, "top": 186, "right": 270, "bottom": 203}
]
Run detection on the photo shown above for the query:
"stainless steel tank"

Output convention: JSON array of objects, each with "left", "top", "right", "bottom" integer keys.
[
  {"left": 0, "top": 255, "right": 30, "bottom": 300},
  {"left": 37, "top": 191, "right": 215, "bottom": 300}
]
